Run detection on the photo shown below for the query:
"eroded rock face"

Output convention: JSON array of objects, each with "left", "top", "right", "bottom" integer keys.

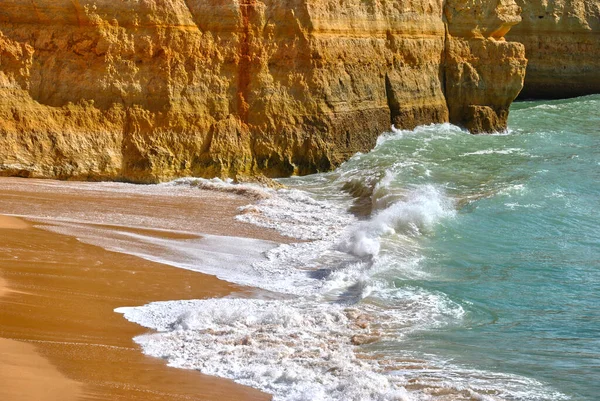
[
  {"left": 0, "top": 0, "right": 526, "bottom": 182},
  {"left": 507, "top": 0, "right": 600, "bottom": 99},
  {"left": 444, "top": 0, "right": 527, "bottom": 133}
]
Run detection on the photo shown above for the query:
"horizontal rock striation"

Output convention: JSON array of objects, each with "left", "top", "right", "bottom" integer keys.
[
  {"left": 507, "top": 0, "right": 600, "bottom": 99},
  {"left": 0, "top": 0, "right": 526, "bottom": 182}
]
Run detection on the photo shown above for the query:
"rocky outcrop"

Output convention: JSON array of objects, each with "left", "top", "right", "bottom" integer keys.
[
  {"left": 0, "top": 0, "right": 526, "bottom": 182},
  {"left": 507, "top": 0, "right": 600, "bottom": 99},
  {"left": 444, "top": 0, "right": 527, "bottom": 133}
]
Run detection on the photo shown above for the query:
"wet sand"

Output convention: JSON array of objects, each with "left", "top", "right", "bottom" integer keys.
[
  {"left": 0, "top": 215, "right": 29, "bottom": 230},
  {"left": 0, "top": 338, "right": 83, "bottom": 401},
  {"left": 0, "top": 216, "right": 83, "bottom": 401},
  {"left": 0, "top": 274, "right": 8, "bottom": 298},
  {"left": 0, "top": 177, "right": 286, "bottom": 242},
  {"left": 0, "top": 177, "right": 285, "bottom": 401}
]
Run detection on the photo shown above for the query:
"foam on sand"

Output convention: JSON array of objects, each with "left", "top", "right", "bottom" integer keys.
[{"left": 116, "top": 296, "right": 566, "bottom": 401}]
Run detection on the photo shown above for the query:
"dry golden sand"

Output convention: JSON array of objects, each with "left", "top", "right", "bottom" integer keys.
[{"left": 0, "top": 177, "right": 285, "bottom": 401}]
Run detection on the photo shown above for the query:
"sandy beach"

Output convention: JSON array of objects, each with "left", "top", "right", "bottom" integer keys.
[
  {"left": 1, "top": 215, "right": 82, "bottom": 401},
  {"left": 0, "top": 177, "right": 286, "bottom": 401}
]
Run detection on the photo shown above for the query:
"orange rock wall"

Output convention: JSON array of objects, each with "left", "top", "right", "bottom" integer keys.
[
  {"left": 507, "top": 0, "right": 600, "bottom": 99},
  {"left": 0, "top": 0, "right": 526, "bottom": 182}
]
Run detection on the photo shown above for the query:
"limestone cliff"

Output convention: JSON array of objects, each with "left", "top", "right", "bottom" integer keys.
[
  {"left": 0, "top": 0, "right": 526, "bottom": 182},
  {"left": 507, "top": 0, "right": 600, "bottom": 99},
  {"left": 444, "top": 0, "right": 527, "bottom": 133}
]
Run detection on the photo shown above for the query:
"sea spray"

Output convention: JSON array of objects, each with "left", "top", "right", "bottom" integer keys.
[{"left": 338, "top": 184, "right": 455, "bottom": 257}]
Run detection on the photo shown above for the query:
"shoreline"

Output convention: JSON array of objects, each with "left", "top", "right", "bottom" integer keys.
[{"left": 0, "top": 177, "right": 287, "bottom": 401}]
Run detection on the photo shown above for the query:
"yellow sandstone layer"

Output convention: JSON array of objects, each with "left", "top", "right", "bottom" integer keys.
[
  {"left": 507, "top": 0, "right": 600, "bottom": 99},
  {"left": 0, "top": 0, "right": 526, "bottom": 182}
]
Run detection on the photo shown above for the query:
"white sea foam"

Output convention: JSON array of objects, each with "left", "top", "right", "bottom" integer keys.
[
  {"left": 220, "top": 180, "right": 454, "bottom": 299},
  {"left": 459, "top": 148, "right": 525, "bottom": 157},
  {"left": 526, "top": 104, "right": 560, "bottom": 111},
  {"left": 116, "top": 296, "right": 567, "bottom": 401},
  {"left": 237, "top": 186, "right": 354, "bottom": 241},
  {"left": 377, "top": 123, "right": 464, "bottom": 147},
  {"left": 167, "top": 177, "right": 273, "bottom": 200},
  {"left": 117, "top": 298, "right": 415, "bottom": 401},
  {"left": 504, "top": 202, "right": 542, "bottom": 210},
  {"left": 497, "top": 183, "right": 527, "bottom": 198}
]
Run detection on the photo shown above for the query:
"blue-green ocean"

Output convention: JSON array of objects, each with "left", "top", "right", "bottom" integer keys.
[
  {"left": 276, "top": 94, "right": 600, "bottom": 400},
  {"left": 412, "top": 96, "right": 600, "bottom": 400}
]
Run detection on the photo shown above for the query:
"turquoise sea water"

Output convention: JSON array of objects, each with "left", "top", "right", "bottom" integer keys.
[
  {"left": 278, "top": 95, "right": 600, "bottom": 399},
  {"left": 413, "top": 96, "right": 600, "bottom": 400}
]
